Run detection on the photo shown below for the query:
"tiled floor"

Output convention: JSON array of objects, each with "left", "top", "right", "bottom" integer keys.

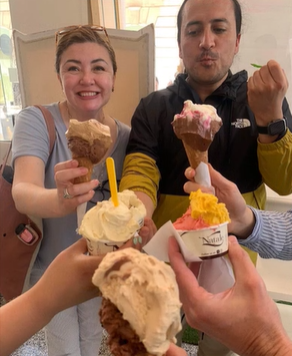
[{"left": 10, "top": 329, "right": 198, "bottom": 356}]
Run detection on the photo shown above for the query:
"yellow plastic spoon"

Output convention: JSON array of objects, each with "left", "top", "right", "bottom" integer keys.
[{"left": 106, "top": 157, "right": 119, "bottom": 207}]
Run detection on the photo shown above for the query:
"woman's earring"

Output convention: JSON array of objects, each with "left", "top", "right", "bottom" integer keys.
[{"left": 112, "top": 87, "right": 114, "bottom": 92}]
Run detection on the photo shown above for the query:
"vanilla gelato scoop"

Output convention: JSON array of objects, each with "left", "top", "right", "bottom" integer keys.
[
  {"left": 78, "top": 190, "right": 146, "bottom": 242},
  {"left": 93, "top": 248, "right": 182, "bottom": 356}
]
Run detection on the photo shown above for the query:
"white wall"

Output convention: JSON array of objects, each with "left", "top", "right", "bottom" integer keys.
[
  {"left": 9, "top": 0, "right": 89, "bottom": 34},
  {"left": 266, "top": 187, "right": 292, "bottom": 212},
  {"left": 231, "top": 0, "right": 292, "bottom": 104}
]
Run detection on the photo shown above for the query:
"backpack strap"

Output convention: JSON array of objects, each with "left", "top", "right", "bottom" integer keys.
[
  {"left": 1, "top": 106, "right": 56, "bottom": 169},
  {"left": 2, "top": 143, "right": 12, "bottom": 168},
  {"left": 34, "top": 105, "right": 56, "bottom": 154}
]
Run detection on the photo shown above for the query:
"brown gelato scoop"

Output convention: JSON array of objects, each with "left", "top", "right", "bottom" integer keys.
[
  {"left": 172, "top": 100, "right": 222, "bottom": 169},
  {"left": 92, "top": 248, "right": 181, "bottom": 356},
  {"left": 65, "top": 119, "right": 112, "bottom": 183},
  {"left": 100, "top": 298, "right": 155, "bottom": 356}
]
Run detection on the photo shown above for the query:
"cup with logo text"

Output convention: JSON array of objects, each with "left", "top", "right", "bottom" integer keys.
[
  {"left": 85, "top": 219, "right": 144, "bottom": 256},
  {"left": 85, "top": 238, "right": 125, "bottom": 255},
  {"left": 176, "top": 222, "right": 229, "bottom": 259}
]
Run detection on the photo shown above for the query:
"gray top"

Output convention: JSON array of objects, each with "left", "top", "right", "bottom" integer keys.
[{"left": 12, "top": 103, "right": 130, "bottom": 277}]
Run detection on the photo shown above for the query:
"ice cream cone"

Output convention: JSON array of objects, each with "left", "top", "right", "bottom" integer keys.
[
  {"left": 184, "top": 146, "right": 208, "bottom": 170},
  {"left": 65, "top": 119, "right": 112, "bottom": 184},
  {"left": 68, "top": 136, "right": 110, "bottom": 164},
  {"left": 73, "top": 156, "right": 93, "bottom": 184},
  {"left": 172, "top": 101, "right": 222, "bottom": 169},
  {"left": 181, "top": 133, "right": 210, "bottom": 169}
]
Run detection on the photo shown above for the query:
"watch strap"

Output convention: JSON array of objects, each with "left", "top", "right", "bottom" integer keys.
[
  {"left": 257, "top": 125, "right": 268, "bottom": 134},
  {"left": 257, "top": 118, "right": 287, "bottom": 136}
]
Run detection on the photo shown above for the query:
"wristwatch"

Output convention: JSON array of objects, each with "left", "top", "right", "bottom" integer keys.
[{"left": 257, "top": 118, "right": 287, "bottom": 136}]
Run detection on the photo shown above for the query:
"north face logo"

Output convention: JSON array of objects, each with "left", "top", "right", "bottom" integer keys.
[{"left": 231, "top": 119, "right": 251, "bottom": 128}]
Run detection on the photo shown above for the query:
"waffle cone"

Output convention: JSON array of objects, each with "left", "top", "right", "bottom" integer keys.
[
  {"left": 181, "top": 133, "right": 210, "bottom": 169},
  {"left": 184, "top": 144, "right": 208, "bottom": 169},
  {"left": 73, "top": 156, "right": 93, "bottom": 184}
]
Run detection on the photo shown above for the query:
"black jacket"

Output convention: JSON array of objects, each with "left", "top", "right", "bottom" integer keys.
[{"left": 126, "top": 71, "right": 292, "bottom": 195}]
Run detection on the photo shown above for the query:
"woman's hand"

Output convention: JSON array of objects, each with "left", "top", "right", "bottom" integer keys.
[
  {"left": 0, "top": 239, "right": 103, "bottom": 356},
  {"left": 120, "top": 217, "right": 157, "bottom": 251},
  {"left": 139, "top": 217, "right": 157, "bottom": 244},
  {"left": 36, "top": 238, "right": 102, "bottom": 313},
  {"left": 54, "top": 160, "right": 99, "bottom": 216}
]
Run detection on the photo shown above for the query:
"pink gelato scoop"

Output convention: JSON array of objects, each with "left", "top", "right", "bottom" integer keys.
[{"left": 173, "top": 208, "right": 209, "bottom": 230}]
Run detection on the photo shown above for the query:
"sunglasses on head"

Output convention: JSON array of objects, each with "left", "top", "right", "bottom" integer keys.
[{"left": 55, "top": 25, "right": 109, "bottom": 46}]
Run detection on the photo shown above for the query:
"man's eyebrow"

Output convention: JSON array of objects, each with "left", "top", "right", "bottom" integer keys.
[
  {"left": 186, "top": 18, "right": 229, "bottom": 27},
  {"left": 211, "top": 18, "right": 229, "bottom": 25}
]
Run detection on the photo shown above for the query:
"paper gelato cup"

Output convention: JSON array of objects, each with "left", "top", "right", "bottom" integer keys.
[
  {"left": 85, "top": 221, "right": 144, "bottom": 256},
  {"left": 177, "top": 222, "right": 228, "bottom": 259},
  {"left": 85, "top": 238, "right": 125, "bottom": 255}
]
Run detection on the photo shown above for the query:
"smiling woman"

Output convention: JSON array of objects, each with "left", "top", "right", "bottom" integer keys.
[{"left": 10, "top": 25, "right": 132, "bottom": 356}]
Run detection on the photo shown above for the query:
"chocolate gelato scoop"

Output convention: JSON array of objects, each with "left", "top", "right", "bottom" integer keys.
[{"left": 100, "top": 298, "right": 154, "bottom": 356}]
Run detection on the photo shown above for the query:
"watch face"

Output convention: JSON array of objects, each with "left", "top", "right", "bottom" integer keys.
[{"left": 268, "top": 119, "right": 286, "bottom": 136}]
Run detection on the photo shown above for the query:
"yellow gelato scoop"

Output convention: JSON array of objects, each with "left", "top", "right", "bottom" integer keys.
[{"left": 190, "top": 189, "right": 230, "bottom": 226}]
